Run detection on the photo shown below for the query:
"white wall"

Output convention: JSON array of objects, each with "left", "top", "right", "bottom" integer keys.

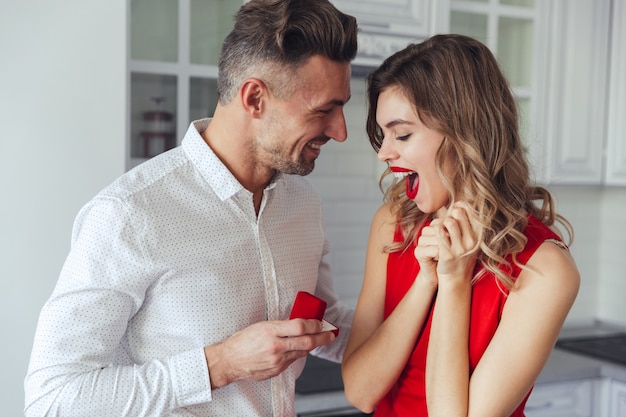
[
  {"left": 309, "top": 78, "right": 381, "bottom": 307},
  {"left": 520, "top": 185, "right": 626, "bottom": 324},
  {"left": 547, "top": 186, "right": 603, "bottom": 322},
  {"left": 0, "top": 1, "right": 126, "bottom": 415},
  {"left": 597, "top": 188, "right": 626, "bottom": 322}
]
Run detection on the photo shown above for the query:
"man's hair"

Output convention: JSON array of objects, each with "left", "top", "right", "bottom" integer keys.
[{"left": 217, "top": 0, "right": 358, "bottom": 104}]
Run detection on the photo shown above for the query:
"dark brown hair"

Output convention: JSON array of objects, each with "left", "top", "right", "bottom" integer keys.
[{"left": 217, "top": 0, "right": 358, "bottom": 103}]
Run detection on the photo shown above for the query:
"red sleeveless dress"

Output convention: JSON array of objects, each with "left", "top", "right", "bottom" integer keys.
[{"left": 373, "top": 214, "right": 561, "bottom": 417}]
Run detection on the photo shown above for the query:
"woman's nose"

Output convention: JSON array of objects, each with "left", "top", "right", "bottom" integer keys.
[{"left": 376, "top": 136, "right": 397, "bottom": 162}]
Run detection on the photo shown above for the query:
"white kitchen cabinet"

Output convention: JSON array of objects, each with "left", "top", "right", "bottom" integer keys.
[
  {"left": 445, "top": 0, "right": 539, "bottom": 149},
  {"left": 127, "top": 0, "right": 241, "bottom": 169},
  {"left": 331, "top": 0, "right": 432, "bottom": 67},
  {"left": 127, "top": 0, "right": 433, "bottom": 168},
  {"left": 528, "top": 0, "right": 626, "bottom": 186},
  {"left": 608, "top": 379, "right": 626, "bottom": 417},
  {"left": 605, "top": 0, "right": 626, "bottom": 186},
  {"left": 533, "top": 0, "right": 612, "bottom": 185},
  {"left": 443, "top": 0, "right": 623, "bottom": 187},
  {"left": 127, "top": 0, "right": 625, "bottom": 187},
  {"left": 525, "top": 378, "right": 596, "bottom": 417}
]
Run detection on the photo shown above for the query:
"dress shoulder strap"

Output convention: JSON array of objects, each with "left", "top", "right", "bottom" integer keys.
[{"left": 544, "top": 238, "right": 569, "bottom": 251}]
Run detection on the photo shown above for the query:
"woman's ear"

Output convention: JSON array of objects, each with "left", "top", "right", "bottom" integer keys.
[{"left": 239, "top": 78, "right": 268, "bottom": 118}]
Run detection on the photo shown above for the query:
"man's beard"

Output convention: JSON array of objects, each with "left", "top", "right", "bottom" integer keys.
[
  {"left": 273, "top": 152, "right": 315, "bottom": 176},
  {"left": 256, "top": 145, "right": 314, "bottom": 176},
  {"left": 254, "top": 116, "right": 316, "bottom": 176}
]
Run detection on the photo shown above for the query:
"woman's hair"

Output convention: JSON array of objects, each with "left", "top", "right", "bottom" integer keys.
[
  {"left": 217, "top": 0, "right": 358, "bottom": 104},
  {"left": 366, "top": 34, "right": 573, "bottom": 289}
]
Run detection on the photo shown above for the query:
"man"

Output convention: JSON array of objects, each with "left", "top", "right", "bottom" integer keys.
[{"left": 24, "top": 1, "right": 358, "bottom": 415}]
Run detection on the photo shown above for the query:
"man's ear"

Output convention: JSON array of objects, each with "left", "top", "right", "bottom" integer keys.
[{"left": 239, "top": 78, "right": 268, "bottom": 118}]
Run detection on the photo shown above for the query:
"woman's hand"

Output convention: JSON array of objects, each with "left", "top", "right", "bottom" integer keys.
[
  {"left": 422, "top": 203, "right": 479, "bottom": 416},
  {"left": 415, "top": 203, "right": 480, "bottom": 286},
  {"left": 414, "top": 218, "right": 441, "bottom": 288}
]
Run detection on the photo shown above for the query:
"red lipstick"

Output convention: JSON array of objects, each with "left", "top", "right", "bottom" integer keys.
[{"left": 390, "top": 166, "right": 419, "bottom": 199}]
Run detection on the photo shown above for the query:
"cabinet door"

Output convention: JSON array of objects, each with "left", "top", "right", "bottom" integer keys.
[
  {"left": 610, "top": 380, "right": 626, "bottom": 417},
  {"left": 331, "top": 0, "right": 431, "bottom": 67},
  {"left": 534, "top": 0, "right": 611, "bottom": 184},
  {"left": 127, "top": 0, "right": 239, "bottom": 168},
  {"left": 605, "top": 0, "right": 626, "bottom": 185},
  {"left": 525, "top": 379, "right": 594, "bottom": 417},
  {"left": 444, "top": 0, "right": 538, "bottom": 172}
]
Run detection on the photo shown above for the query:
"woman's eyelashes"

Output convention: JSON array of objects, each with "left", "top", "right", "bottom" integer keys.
[{"left": 396, "top": 133, "right": 412, "bottom": 141}]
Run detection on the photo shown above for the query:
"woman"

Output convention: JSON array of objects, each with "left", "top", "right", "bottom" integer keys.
[{"left": 341, "top": 34, "right": 580, "bottom": 417}]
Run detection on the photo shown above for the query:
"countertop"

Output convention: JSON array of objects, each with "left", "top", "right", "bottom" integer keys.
[
  {"left": 295, "top": 320, "right": 626, "bottom": 415},
  {"left": 536, "top": 320, "right": 626, "bottom": 384}
]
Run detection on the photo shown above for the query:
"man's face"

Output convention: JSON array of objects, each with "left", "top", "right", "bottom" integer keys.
[{"left": 254, "top": 55, "right": 352, "bottom": 176}]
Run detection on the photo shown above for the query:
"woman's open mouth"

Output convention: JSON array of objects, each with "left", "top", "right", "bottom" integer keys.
[{"left": 390, "top": 167, "right": 419, "bottom": 199}]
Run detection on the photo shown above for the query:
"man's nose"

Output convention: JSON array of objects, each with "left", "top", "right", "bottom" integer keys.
[{"left": 326, "top": 110, "right": 348, "bottom": 142}]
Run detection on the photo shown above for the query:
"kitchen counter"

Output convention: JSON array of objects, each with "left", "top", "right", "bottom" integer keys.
[
  {"left": 295, "top": 321, "right": 626, "bottom": 415},
  {"left": 536, "top": 320, "right": 626, "bottom": 384},
  {"left": 535, "top": 348, "right": 626, "bottom": 384},
  {"left": 294, "top": 354, "right": 356, "bottom": 416},
  {"left": 295, "top": 389, "right": 355, "bottom": 416}
]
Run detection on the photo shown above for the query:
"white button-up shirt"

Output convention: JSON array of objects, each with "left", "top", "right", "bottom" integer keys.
[{"left": 25, "top": 119, "right": 353, "bottom": 417}]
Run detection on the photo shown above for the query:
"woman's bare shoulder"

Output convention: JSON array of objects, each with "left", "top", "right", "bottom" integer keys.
[
  {"left": 509, "top": 239, "right": 580, "bottom": 315},
  {"left": 369, "top": 203, "right": 397, "bottom": 239}
]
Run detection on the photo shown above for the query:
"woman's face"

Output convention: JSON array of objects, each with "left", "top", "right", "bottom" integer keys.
[{"left": 375, "top": 86, "right": 450, "bottom": 214}]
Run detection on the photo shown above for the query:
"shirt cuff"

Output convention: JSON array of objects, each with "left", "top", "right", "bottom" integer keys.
[{"left": 168, "top": 348, "right": 212, "bottom": 408}]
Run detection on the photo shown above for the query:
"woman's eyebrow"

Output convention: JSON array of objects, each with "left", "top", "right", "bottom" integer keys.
[{"left": 383, "top": 119, "right": 412, "bottom": 129}]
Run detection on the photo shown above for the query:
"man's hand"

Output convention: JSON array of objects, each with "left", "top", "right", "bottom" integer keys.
[{"left": 204, "top": 319, "right": 335, "bottom": 389}]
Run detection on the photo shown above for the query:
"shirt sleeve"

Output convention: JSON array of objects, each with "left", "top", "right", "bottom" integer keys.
[
  {"left": 24, "top": 197, "right": 212, "bottom": 416},
  {"left": 311, "top": 236, "right": 354, "bottom": 364}
]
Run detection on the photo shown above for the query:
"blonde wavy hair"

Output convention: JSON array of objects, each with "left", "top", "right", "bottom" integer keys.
[{"left": 366, "top": 34, "right": 573, "bottom": 289}]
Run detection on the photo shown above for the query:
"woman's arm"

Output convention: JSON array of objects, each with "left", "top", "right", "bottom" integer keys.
[
  {"left": 342, "top": 204, "right": 437, "bottom": 413},
  {"left": 426, "top": 270, "right": 472, "bottom": 416},
  {"left": 466, "top": 241, "right": 580, "bottom": 417},
  {"left": 425, "top": 208, "right": 580, "bottom": 417},
  {"left": 423, "top": 205, "right": 478, "bottom": 417}
]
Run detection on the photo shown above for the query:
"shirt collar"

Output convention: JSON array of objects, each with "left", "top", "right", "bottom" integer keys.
[{"left": 182, "top": 119, "right": 282, "bottom": 201}]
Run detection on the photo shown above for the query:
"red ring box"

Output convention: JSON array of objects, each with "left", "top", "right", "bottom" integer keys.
[{"left": 289, "top": 291, "right": 339, "bottom": 337}]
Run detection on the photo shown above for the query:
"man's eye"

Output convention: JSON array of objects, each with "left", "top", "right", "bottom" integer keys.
[{"left": 319, "top": 108, "right": 333, "bottom": 115}]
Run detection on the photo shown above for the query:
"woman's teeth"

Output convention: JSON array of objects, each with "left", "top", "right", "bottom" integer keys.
[{"left": 393, "top": 171, "right": 411, "bottom": 179}]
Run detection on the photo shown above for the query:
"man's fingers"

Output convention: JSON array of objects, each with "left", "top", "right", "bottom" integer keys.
[{"left": 278, "top": 318, "right": 324, "bottom": 337}]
